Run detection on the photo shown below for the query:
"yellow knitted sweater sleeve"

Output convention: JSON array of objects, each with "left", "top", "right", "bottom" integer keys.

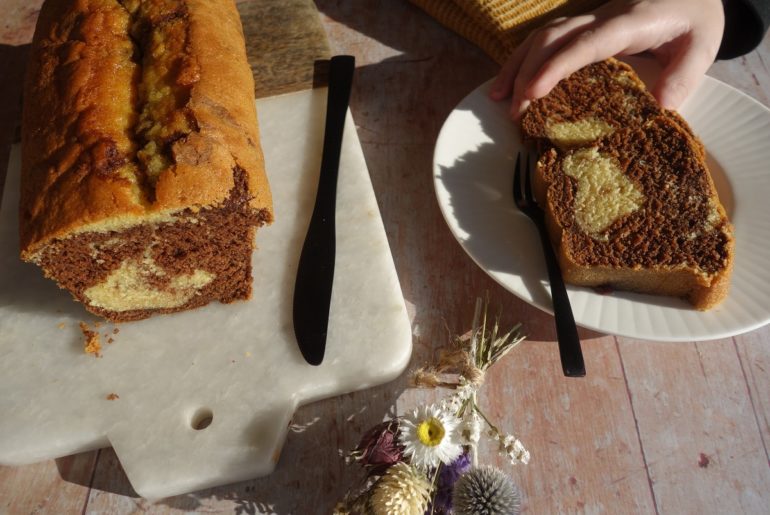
[{"left": 408, "top": 0, "right": 608, "bottom": 63}]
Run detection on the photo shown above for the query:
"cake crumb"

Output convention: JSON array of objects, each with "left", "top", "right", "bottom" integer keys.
[
  {"left": 698, "top": 452, "right": 710, "bottom": 468},
  {"left": 106, "top": 393, "right": 119, "bottom": 400},
  {"left": 107, "top": 337, "right": 114, "bottom": 344},
  {"left": 593, "top": 284, "right": 614, "bottom": 295},
  {"left": 57, "top": 322, "right": 66, "bottom": 329},
  {"left": 80, "top": 322, "right": 102, "bottom": 357},
  {"left": 113, "top": 328, "right": 120, "bottom": 334}
]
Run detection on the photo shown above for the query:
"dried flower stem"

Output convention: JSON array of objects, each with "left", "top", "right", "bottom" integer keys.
[
  {"left": 429, "top": 465, "right": 441, "bottom": 515},
  {"left": 471, "top": 398, "right": 501, "bottom": 436},
  {"left": 470, "top": 297, "right": 483, "bottom": 365},
  {"left": 469, "top": 391, "right": 480, "bottom": 468},
  {"left": 472, "top": 296, "right": 524, "bottom": 372}
]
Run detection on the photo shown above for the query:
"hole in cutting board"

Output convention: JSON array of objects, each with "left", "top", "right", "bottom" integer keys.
[{"left": 191, "top": 407, "right": 213, "bottom": 430}]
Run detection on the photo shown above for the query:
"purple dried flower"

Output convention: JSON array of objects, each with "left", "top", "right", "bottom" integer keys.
[
  {"left": 433, "top": 450, "right": 472, "bottom": 513},
  {"left": 351, "top": 420, "right": 405, "bottom": 476}
]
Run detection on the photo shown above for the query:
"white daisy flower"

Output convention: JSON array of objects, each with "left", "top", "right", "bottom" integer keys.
[
  {"left": 497, "top": 433, "right": 530, "bottom": 465},
  {"left": 460, "top": 412, "right": 481, "bottom": 446},
  {"left": 441, "top": 393, "right": 463, "bottom": 414},
  {"left": 440, "top": 383, "right": 477, "bottom": 414},
  {"left": 455, "top": 382, "right": 476, "bottom": 401},
  {"left": 512, "top": 439, "right": 530, "bottom": 464},
  {"left": 400, "top": 404, "right": 463, "bottom": 469}
]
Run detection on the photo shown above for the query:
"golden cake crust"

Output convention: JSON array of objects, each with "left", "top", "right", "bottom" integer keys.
[{"left": 20, "top": 0, "right": 273, "bottom": 261}]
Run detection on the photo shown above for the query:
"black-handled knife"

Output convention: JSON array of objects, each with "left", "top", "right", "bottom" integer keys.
[{"left": 292, "top": 55, "right": 355, "bottom": 366}]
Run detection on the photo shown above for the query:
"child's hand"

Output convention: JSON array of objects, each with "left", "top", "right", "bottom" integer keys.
[{"left": 490, "top": 0, "right": 725, "bottom": 118}]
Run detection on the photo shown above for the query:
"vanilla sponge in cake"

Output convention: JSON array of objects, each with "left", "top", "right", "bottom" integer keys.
[
  {"left": 521, "top": 57, "right": 700, "bottom": 151},
  {"left": 533, "top": 115, "right": 733, "bottom": 310},
  {"left": 20, "top": 0, "right": 273, "bottom": 321}
]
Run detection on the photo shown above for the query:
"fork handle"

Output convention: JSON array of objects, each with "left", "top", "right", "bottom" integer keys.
[{"left": 535, "top": 224, "right": 586, "bottom": 377}]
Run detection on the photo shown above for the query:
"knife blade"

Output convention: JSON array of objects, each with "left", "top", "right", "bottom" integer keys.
[{"left": 292, "top": 55, "right": 355, "bottom": 366}]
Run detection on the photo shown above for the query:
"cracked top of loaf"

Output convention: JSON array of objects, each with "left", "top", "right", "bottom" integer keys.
[{"left": 20, "top": 0, "right": 273, "bottom": 260}]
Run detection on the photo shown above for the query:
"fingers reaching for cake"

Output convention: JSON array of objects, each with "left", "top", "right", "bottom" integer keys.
[{"left": 489, "top": 0, "right": 725, "bottom": 118}]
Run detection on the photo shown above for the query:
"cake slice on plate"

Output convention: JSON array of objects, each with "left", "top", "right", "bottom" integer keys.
[{"left": 522, "top": 59, "right": 733, "bottom": 309}]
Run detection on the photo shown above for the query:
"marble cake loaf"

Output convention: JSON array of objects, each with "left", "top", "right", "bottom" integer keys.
[
  {"left": 522, "top": 59, "right": 733, "bottom": 309},
  {"left": 20, "top": 0, "right": 273, "bottom": 321}
]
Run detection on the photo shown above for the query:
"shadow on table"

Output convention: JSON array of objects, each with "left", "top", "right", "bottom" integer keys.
[
  {"left": 0, "top": 43, "right": 29, "bottom": 204},
  {"left": 0, "top": 44, "right": 83, "bottom": 320},
  {"left": 304, "top": 1, "right": 606, "bottom": 345},
  {"left": 54, "top": 382, "right": 406, "bottom": 513},
  {"left": 49, "top": 0, "right": 604, "bottom": 512},
  {"left": 159, "top": 1, "right": 601, "bottom": 510}
]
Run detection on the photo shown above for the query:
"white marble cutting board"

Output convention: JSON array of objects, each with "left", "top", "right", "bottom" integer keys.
[{"left": 0, "top": 88, "right": 412, "bottom": 499}]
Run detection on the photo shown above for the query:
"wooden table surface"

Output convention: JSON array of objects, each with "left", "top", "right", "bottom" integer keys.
[{"left": 2, "top": 1, "right": 769, "bottom": 513}]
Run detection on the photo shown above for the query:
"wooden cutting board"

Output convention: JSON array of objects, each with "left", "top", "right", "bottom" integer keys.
[
  {"left": 0, "top": 0, "right": 412, "bottom": 500},
  {"left": 239, "top": 0, "right": 331, "bottom": 98}
]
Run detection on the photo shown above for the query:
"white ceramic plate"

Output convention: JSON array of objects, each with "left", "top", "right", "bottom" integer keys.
[{"left": 433, "top": 62, "right": 770, "bottom": 341}]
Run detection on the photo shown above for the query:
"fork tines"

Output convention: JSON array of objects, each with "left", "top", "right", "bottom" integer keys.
[
  {"left": 513, "top": 152, "right": 537, "bottom": 212},
  {"left": 512, "top": 151, "right": 586, "bottom": 377}
]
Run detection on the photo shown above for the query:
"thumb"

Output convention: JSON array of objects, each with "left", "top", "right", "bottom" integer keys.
[
  {"left": 653, "top": 41, "right": 714, "bottom": 109},
  {"left": 490, "top": 41, "right": 529, "bottom": 100}
]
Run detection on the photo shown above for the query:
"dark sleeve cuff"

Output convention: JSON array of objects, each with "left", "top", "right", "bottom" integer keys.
[{"left": 718, "top": 0, "right": 770, "bottom": 59}]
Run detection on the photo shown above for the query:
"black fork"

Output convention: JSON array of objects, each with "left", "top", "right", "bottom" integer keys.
[{"left": 514, "top": 153, "right": 586, "bottom": 377}]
